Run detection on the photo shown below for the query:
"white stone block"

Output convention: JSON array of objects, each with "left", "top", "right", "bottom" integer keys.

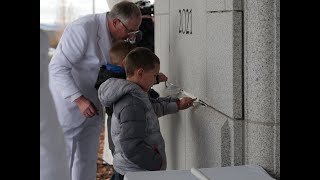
[
  {"left": 206, "top": 11, "right": 242, "bottom": 119},
  {"left": 154, "top": 0, "right": 170, "bottom": 14},
  {"left": 206, "top": 0, "right": 243, "bottom": 11},
  {"left": 206, "top": 0, "right": 225, "bottom": 11},
  {"left": 226, "top": 0, "right": 243, "bottom": 10},
  {"left": 185, "top": 106, "right": 243, "bottom": 168},
  {"left": 169, "top": 0, "right": 207, "bottom": 97},
  {"left": 155, "top": 15, "right": 170, "bottom": 78},
  {"left": 159, "top": 113, "right": 186, "bottom": 170}
]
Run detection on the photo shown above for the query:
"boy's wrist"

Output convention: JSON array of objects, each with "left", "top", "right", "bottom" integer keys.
[{"left": 176, "top": 99, "right": 181, "bottom": 110}]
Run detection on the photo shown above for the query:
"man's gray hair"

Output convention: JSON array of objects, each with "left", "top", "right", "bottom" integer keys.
[{"left": 109, "top": 1, "right": 141, "bottom": 25}]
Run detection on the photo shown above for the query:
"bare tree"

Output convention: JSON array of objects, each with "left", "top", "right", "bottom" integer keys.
[
  {"left": 50, "top": 0, "right": 76, "bottom": 48},
  {"left": 56, "top": 0, "right": 76, "bottom": 26}
]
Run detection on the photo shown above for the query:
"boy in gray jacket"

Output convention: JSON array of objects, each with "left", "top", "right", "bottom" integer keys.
[
  {"left": 98, "top": 47, "right": 194, "bottom": 179},
  {"left": 95, "top": 40, "right": 168, "bottom": 156}
]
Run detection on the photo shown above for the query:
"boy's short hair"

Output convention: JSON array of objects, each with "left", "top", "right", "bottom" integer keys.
[
  {"left": 125, "top": 47, "right": 160, "bottom": 77},
  {"left": 109, "top": 41, "right": 136, "bottom": 65}
]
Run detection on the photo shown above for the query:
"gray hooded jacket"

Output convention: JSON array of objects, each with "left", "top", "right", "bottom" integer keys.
[{"left": 98, "top": 78, "right": 179, "bottom": 175}]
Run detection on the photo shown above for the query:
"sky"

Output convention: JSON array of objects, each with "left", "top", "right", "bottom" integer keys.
[
  {"left": 40, "top": 0, "right": 110, "bottom": 24},
  {"left": 40, "top": 0, "right": 154, "bottom": 25}
]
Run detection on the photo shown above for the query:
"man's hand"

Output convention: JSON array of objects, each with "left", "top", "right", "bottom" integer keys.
[
  {"left": 74, "top": 95, "right": 99, "bottom": 118},
  {"left": 176, "top": 97, "right": 196, "bottom": 110},
  {"left": 157, "top": 72, "right": 168, "bottom": 82}
]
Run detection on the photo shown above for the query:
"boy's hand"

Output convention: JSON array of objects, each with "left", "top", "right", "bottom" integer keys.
[
  {"left": 176, "top": 97, "right": 196, "bottom": 110},
  {"left": 157, "top": 72, "right": 168, "bottom": 82}
]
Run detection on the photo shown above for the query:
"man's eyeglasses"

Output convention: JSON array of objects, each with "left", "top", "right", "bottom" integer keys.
[{"left": 118, "top": 19, "right": 142, "bottom": 42}]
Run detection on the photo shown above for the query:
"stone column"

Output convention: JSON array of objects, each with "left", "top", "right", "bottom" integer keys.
[{"left": 244, "top": 0, "right": 280, "bottom": 179}]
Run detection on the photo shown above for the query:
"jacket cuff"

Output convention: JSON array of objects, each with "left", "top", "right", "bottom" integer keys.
[
  {"left": 70, "top": 92, "right": 82, "bottom": 102},
  {"left": 167, "top": 101, "right": 179, "bottom": 114}
]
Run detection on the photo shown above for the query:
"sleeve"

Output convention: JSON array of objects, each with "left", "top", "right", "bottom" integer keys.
[
  {"left": 94, "top": 65, "right": 108, "bottom": 90},
  {"left": 119, "top": 103, "right": 162, "bottom": 171},
  {"left": 150, "top": 97, "right": 179, "bottom": 117},
  {"left": 48, "top": 24, "right": 88, "bottom": 101}
]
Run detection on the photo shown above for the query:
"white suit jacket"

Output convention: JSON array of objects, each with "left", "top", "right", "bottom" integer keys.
[
  {"left": 40, "top": 29, "right": 70, "bottom": 180},
  {"left": 49, "top": 13, "right": 112, "bottom": 128}
]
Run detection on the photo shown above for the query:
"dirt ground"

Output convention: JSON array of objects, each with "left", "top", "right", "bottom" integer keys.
[{"left": 96, "top": 127, "right": 114, "bottom": 180}]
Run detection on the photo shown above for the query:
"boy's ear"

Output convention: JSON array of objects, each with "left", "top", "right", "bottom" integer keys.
[
  {"left": 137, "top": 68, "right": 144, "bottom": 78},
  {"left": 121, "top": 59, "right": 125, "bottom": 67},
  {"left": 113, "top": 19, "right": 118, "bottom": 28}
]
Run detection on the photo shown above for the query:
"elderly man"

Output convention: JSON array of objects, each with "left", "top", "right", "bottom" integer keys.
[{"left": 48, "top": 1, "right": 142, "bottom": 180}]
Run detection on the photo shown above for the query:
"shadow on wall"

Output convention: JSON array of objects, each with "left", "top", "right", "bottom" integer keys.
[
  {"left": 167, "top": 113, "right": 183, "bottom": 169},
  {"left": 221, "top": 120, "right": 231, "bottom": 166},
  {"left": 188, "top": 106, "right": 215, "bottom": 168},
  {"left": 164, "top": 105, "right": 237, "bottom": 169}
]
